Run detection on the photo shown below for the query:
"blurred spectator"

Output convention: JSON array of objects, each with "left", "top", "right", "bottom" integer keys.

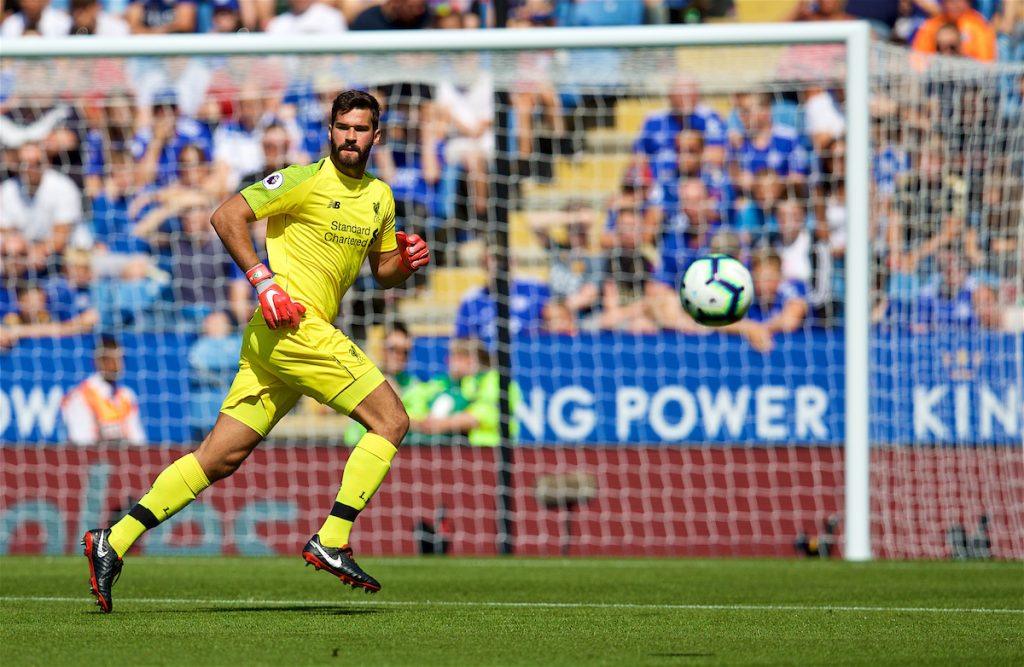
[
  {"left": 1, "top": 0, "right": 72, "bottom": 37},
  {"left": 885, "top": 136, "right": 963, "bottom": 280},
  {"left": 646, "top": 0, "right": 707, "bottom": 24},
  {"left": 409, "top": 336, "right": 521, "bottom": 447},
  {"left": 349, "top": 0, "right": 429, "bottom": 29},
  {"left": 598, "top": 206, "right": 659, "bottom": 333},
  {"left": 233, "top": 0, "right": 274, "bottom": 30},
  {"left": 68, "top": 0, "right": 130, "bottom": 35},
  {"left": 507, "top": 2, "right": 567, "bottom": 177},
  {"left": 813, "top": 138, "right": 847, "bottom": 319},
  {"left": 728, "top": 92, "right": 809, "bottom": 198},
  {"left": 1, "top": 283, "right": 54, "bottom": 329},
  {"left": 133, "top": 175, "right": 242, "bottom": 323},
  {"left": 125, "top": 0, "right": 198, "bottom": 34},
  {"left": 377, "top": 323, "right": 429, "bottom": 397},
  {"left": 735, "top": 168, "right": 783, "bottom": 246},
  {"left": 132, "top": 92, "right": 214, "bottom": 189},
  {"left": 992, "top": 0, "right": 1022, "bottom": 61},
  {"left": 89, "top": 149, "right": 151, "bottom": 260},
  {"left": 454, "top": 251, "right": 550, "bottom": 346},
  {"left": 373, "top": 99, "right": 444, "bottom": 259},
  {"left": 188, "top": 310, "right": 242, "bottom": 438},
  {"left": 933, "top": 21, "right": 965, "bottom": 55},
  {"left": 345, "top": 322, "right": 441, "bottom": 443},
  {"left": 60, "top": 335, "right": 146, "bottom": 446},
  {"left": 213, "top": 84, "right": 284, "bottom": 190},
  {"left": 81, "top": 93, "right": 134, "bottom": 197},
  {"left": 648, "top": 129, "right": 737, "bottom": 230},
  {"left": 209, "top": 0, "right": 245, "bottom": 33},
  {"left": 788, "top": 0, "right": 856, "bottom": 21},
  {"left": 911, "top": 249, "right": 998, "bottom": 332},
  {"left": 266, "top": 0, "right": 348, "bottom": 33},
  {"left": 631, "top": 72, "right": 727, "bottom": 196},
  {"left": 772, "top": 194, "right": 814, "bottom": 285},
  {"left": 281, "top": 75, "right": 343, "bottom": 161},
  {"left": 892, "top": 0, "right": 943, "bottom": 44},
  {"left": 338, "top": 0, "right": 383, "bottom": 24},
  {"left": 604, "top": 165, "right": 659, "bottom": 246},
  {"left": 646, "top": 180, "right": 730, "bottom": 333},
  {"left": 557, "top": 0, "right": 643, "bottom": 26},
  {"left": 871, "top": 114, "right": 910, "bottom": 212},
  {"left": 542, "top": 299, "right": 578, "bottom": 335},
  {"left": 724, "top": 248, "right": 808, "bottom": 353},
  {"left": 239, "top": 123, "right": 294, "bottom": 184},
  {"left": 912, "top": 0, "right": 997, "bottom": 62},
  {"left": 528, "top": 204, "right": 602, "bottom": 327},
  {"left": 434, "top": 58, "right": 493, "bottom": 219},
  {"left": 847, "top": 0, "right": 939, "bottom": 33},
  {"left": 803, "top": 85, "right": 845, "bottom": 154},
  {"left": 430, "top": 2, "right": 480, "bottom": 29},
  {"left": 657, "top": 177, "right": 726, "bottom": 288},
  {"left": 134, "top": 142, "right": 230, "bottom": 215},
  {"left": 53, "top": 246, "right": 162, "bottom": 329},
  {"left": 964, "top": 178, "right": 1020, "bottom": 301},
  {"left": 0, "top": 277, "right": 99, "bottom": 349},
  {"left": 0, "top": 142, "right": 83, "bottom": 280}
]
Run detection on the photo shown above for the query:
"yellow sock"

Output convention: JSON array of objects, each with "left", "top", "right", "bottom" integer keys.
[
  {"left": 107, "top": 453, "right": 211, "bottom": 558},
  {"left": 318, "top": 433, "right": 398, "bottom": 548}
]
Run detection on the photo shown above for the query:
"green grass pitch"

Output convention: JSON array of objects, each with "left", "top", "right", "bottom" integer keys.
[{"left": 2, "top": 556, "right": 1021, "bottom": 666}]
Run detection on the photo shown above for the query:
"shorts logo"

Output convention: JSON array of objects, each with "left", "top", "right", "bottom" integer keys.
[{"left": 262, "top": 172, "right": 284, "bottom": 190}]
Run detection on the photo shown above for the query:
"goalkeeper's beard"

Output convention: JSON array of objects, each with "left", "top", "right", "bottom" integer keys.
[{"left": 330, "top": 138, "right": 370, "bottom": 174}]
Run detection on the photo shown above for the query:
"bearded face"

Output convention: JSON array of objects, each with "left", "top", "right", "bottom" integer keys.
[{"left": 328, "top": 107, "right": 380, "bottom": 176}]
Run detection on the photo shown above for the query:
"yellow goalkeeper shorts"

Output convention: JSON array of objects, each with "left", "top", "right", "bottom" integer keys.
[{"left": 219, "top": 310, "right": 385, "bottom": 437}]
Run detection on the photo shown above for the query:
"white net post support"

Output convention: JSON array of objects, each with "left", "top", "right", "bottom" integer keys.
[{"left": 843, "top": 23, "right": 872, "bottom": 562}]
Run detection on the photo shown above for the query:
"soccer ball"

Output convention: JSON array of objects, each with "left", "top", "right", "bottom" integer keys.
[{"left": 680, "top": 254, "right": 754, "bottom": 327}]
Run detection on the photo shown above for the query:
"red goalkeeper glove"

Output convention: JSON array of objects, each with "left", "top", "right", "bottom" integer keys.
[
  {"left": 396, "top": 231, "right": 430, "bottom": 273},
  {"left": 245, "top": 262, "right": 305, "bottom": 330}
]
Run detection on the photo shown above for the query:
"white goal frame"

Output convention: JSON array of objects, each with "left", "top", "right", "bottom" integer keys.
[{"left": 2, "top": 21, "right": 873, "bottom": 561}]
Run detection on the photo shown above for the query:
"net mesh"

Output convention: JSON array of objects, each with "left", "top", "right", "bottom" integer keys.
[{"left": 1, "top": 40, "right": 1021, "bottom": 559}]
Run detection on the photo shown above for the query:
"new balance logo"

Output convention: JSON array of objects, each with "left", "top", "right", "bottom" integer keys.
[{"left": 326, "top": 201, "right": 341, "bottom": 209}]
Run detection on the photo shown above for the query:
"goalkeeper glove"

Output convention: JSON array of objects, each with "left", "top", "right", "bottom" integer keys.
[
  {"left": 245, "top": 262, "right": 305, "bottom": 330},
  {"left": 396, "top": 230, "right": 430, "bottom": 273}
]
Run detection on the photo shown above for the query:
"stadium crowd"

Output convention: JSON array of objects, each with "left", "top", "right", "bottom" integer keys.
[{"left": 0, "top": 0, "right": 1021, "bottom": 361}]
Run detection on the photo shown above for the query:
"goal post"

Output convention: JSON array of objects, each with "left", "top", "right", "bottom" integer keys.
[
  {"left": 0, "top": 24, "right": 889, "bottom": 563},
  {"left": 4, "top": 24, "right": 1020, "bottom": 561}
]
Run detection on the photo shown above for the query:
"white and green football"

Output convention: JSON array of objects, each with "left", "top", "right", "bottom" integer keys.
[{"left": 679, "top": 254, "right": 754, "bottom": 327}]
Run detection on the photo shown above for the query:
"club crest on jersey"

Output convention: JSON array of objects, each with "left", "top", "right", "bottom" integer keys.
[
  {"left": 262, "top": 172, "right": 284, "bottom": 190},
  {"left": 373, "top": 201, "right": 380, "bottom": 224}
]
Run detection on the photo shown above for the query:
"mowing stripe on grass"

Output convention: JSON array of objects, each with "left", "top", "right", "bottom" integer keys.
[{"left": 1, "top": 596, "right": 1020, "bottom": 615}]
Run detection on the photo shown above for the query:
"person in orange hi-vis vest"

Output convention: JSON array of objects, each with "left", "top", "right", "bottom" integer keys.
[
  {"left": 912, "top": 0, "right": 998, "bottom": 62},
  {"left": 61, "top": 335, "right": 146, "bottom": 445}
]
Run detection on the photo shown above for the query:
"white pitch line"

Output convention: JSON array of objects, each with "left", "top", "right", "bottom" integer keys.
[{"left": 1, "top": 596, "right": 1020, "bottom": 615}]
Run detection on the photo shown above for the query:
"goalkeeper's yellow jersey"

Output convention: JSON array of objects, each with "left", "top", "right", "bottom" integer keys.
[{"left": 240, "top": 158, "right": 398, "bottom": 323}]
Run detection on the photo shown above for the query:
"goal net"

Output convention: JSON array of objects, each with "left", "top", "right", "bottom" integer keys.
[{"left": 1, "top": 29, "right": 1021, "bottom": 560}]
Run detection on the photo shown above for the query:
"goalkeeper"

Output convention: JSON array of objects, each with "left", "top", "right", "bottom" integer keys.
[{"left": 82, "top": 90, "right": 430, "bottom": 613}]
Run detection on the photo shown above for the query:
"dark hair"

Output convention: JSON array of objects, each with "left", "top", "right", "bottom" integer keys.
[
  {"left": 330, "top": 90, "right": 380, "bottom": 131},
  {"left": 773, "top": 191, "right": 806, "bottom": 214},
  {"left": 98, "top": 334, "right": 121, "bottom": 351},
  {"left": 14, "top": 281, "right": 44, "bottom": 297},
  {"left": 449, "top": 337, "right": 492, "bottom": 368},
  {"left": 751, "top": 247, "right": 782, "bottom": 271},
  {"left": 386, "top": 321, "right": 410, "bottom": 338}
]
